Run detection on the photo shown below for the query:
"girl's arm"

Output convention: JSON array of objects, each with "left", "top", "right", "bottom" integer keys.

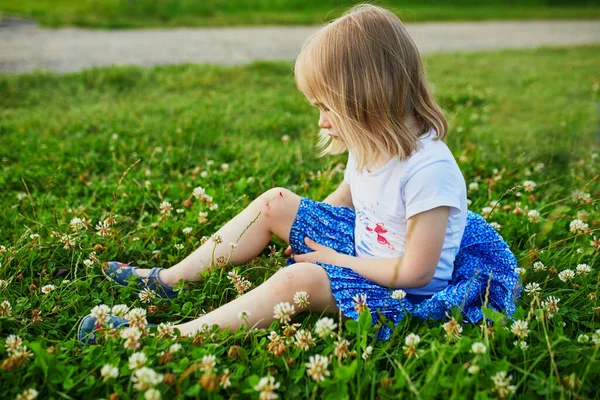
[
  {"left": 297, "top": 206, "right": 449, "bottom": 288},
  {"left": 322, "top": 181, "right": 353, "bottom": 209}
]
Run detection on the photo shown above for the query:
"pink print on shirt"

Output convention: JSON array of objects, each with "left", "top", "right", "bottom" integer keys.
[{"left": 365, "top": 222, "right": 395, "bottom": 250}]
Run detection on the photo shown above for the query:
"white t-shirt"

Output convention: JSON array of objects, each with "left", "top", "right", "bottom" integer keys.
[{"left": 343, "top": 131, "right": 467, "bottom": 295}]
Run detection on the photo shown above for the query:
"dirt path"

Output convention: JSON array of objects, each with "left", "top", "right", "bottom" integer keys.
[{"left": 1, "top": 20, "right": 599, "bottom": 73}]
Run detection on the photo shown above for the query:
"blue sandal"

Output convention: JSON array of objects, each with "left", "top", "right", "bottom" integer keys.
[
  {"left": 77, "top": 314, "right": 130, "bottom": 345},
  {"left": 102, "top": 261, "right": 180, "bottom": 299}
]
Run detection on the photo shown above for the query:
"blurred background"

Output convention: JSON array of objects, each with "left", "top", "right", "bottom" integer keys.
[{"left": 1, "top": 0, "right": 600, "bottom": 28}]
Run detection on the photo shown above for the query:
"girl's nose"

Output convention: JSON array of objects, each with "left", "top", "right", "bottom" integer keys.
[{"left": 318, "top": 111, "right": 331, "bottom": 129}]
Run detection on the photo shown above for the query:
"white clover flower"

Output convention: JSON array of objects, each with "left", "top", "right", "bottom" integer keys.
[
  {"left": 391, "top": 289, "right": 407, "bottom": 300},
  {"left": 174, "top": 243, "right": 184, "bottom": 251},
  {"left": 442, "top": 318, "right": 463, "bottom": 341},
  {"left": 534, "top": 162, "right": 545, "bottom": 172},
  {"left": 238, "top": 310, "right": 251, "bottom": 320},
  {"left": 405, "top": 333, "right": 421, "bottom": 347},
  {"left": 169, "top": 343, "right": 182, "bottom": 354},
  {"left": 294, "top": 329, "right": 315, "bottom": 351},
  {"left": 0, "top": 245, "right": 5, "bottom": 253},
  {"left": 362, "top": 345, "right": 374, "bottom": 360},
  {"left": 571, "top": 190, "right": 591, "bottom": 204},
  {"left": 200, "top": 354, "right": 217, "bottom": 373},
  {"left": 515, "top": 267, "right": 526, "bottom": 275},
  {"left": 125, "top": 308, "right": 148, "bottom": 329},
  {"left": 144, "top": 388, "right": 161, "bottom": 400},
  {"left": 314, "top": 317, "right": 337, "bottom": 338},
  {"left": 120, "top": 326, "right": 143, "bottom": 341},
  {"left": 466, "top": 199, "right": 472, "bottom": 207},
  {"left": 95, "top": 221, "right": 111, "bottom": 237},
  {"left": 591, "top": 329, "right": 600, "bottom": 346},
  {"left": 523, "top": 180, "right": 536, "bottom": 192},
  {"left": 515, "top": 340, "right": 529, "bottom": 350},
  {"left": 334, "top": 338, "right": 351, "bottom": 361},
  {"left": 182, "top": 227, "right": 193, "bottom": 236},
  {"left": 5, "top": 334, "right": 23, "bottom": 354},
  {"left": 254, "top": 375, "right": 280, "bottom": 400},
  {"left": 524, "top": 282, "right": 542, "bottom": 296},
  {"left": 489, "top": 200, "right": 500, "bottom": 208},
  {"left": 533, "top": 261, "right": 547, "bottom": 271},
  {"left": 468, "top": 182, "right": 479, "bottom": 191},
  {"left": 558, "top": 269, "right": 575, "bottom": 283},
  {"left": 228, "top": 242, "right": 238, "bottom": 250},
  {"left": 192, "top": 186, "right": 206, "bottom": 198},
  {"left": 208, "top": 203, "right": 219, "bottom": 211},
  {"left": 29, "top": 234, "right": 40, "bottom": 240},
  {"left": 60, "top": 234, "right": 77, "bottom": 249},
  {"left": 41, "top": 284, "right": 55, "bottom": 294},
  {"left": 197, "top": 212, "right": 209, "bottom": 224},
  {"left": 83, "top": 259, "right": 94, "bottom": 268},
  {"left": 467, "top": 365, "right": 480, "bottom": 374},
  {"left": 352, "top": 293, "right": 368, "bottom": 314},
  {"left": 200, "top": 171, "right": 209, "bottom": 178},
  {"left": 0, "top": 300, "right": 11, "bottom": 317},
  {"left": 570, "top": 219, "right": 589, "bottom": 234},
  {"left": 159, "top": 201, "right": 172, "bottom": 216},
  {"left": 491, "top": 371, "right": 516, "bottom": 397},
  {"left": 293, "top": 291, "right": 310, "bottom": 308},
  {"left": 90, "top": 304, "right": 111, "bottom": 325},
  {"left": 527, "top": 210, "right": 540, "bottom": 223},
  {"left": 471, "top": 342, "right": 487, "bottom": 354},
  {"left": 70, "top": 217, "right": 86, "bottom": 232},
  {"left": 139, "top": 288, "right": 156, "bottom": 304},
  {"left": 481, "top": 207, "right": 493, "bottom": 219},
  {"left": 576, "top": 264, "right": 591, "bottom": 275},
  {"left": 221, "top": 163, "right": 229, "bottom": 172},
  {"left": 306, "top": 354, "right": 330, "bottom": 382},
  {"left": 281, "top": 135, "right": 290, "bottom": 144},
  {"left": 100, "top": 364, "right": 119, "bottom": 382},
  {"left": 220, "top": 369, "right": 232, "bottom": 388},
  {"left": 541, "top": 296, "right": 560, "bottom": 318},
  {"left": 111, "top": 304, "right": 130, "bottom": 317},
  {"left": 577, "top": 334, "right": 589, "bottom": 343},
  {"left": 129, "top": 352, "right": 148, "bottom": 369},
  {"left": 273, "top": 302, "right": 295, "bottom": 324},
  {"left": 16, "top": 388, "right": 38, "bottom": 400},
  {"left": 511, "top": 320, "right": 529, "bottom": 339},
  {"left": 577, "top": 210, "right": 589, "bottom": 221},
  {"left": 156, "top": 322, "right": 175, "bottom": 339},
  {"left": 132, "top": 367, "right": 164, "bottom": 391},
  {"left": 489, "top": 222, "right": 502, "bottom": 231}
]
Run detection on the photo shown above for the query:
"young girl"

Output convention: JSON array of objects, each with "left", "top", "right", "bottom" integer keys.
[{"left": 79, "top": 4, "right": 520, "bottom": 343}]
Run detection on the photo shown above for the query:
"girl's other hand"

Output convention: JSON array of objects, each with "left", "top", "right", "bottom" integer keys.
[
  {"left": 284, "top": 246, "right": 293, "bottom": 256},
  {"left": 294, "top": 237, "right": 340, "bottom": 265}
]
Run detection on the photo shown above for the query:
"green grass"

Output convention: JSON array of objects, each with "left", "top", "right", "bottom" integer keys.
[
  {"left": 1, "top": 0, "right": 600, "bottom": 28},
  {"left": 0, "top": 46, "right": 599, "bottom": 398}
]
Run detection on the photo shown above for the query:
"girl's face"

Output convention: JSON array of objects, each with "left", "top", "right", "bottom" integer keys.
[{"left": 297, "top": 76, "right": 342, "bottom": 142}]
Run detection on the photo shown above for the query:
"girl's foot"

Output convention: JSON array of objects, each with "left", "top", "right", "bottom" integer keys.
[
  {"left": 77, "top": 314, "right": 130, "bottom": 345},
  {"left": 102, "top": 261, "right": 181, "bottom": 299}
]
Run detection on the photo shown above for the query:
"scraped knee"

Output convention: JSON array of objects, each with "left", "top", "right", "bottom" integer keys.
[{"left": 261, "top": 187, "right": 295, "bottom": 218}]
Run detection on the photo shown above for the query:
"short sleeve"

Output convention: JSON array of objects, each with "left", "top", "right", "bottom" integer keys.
[
  {"left": 343, "top": 153, "right": 355, "bottom": 184},
  {"left": 404, "top": 160, "right": 463, "bottom": 219}
]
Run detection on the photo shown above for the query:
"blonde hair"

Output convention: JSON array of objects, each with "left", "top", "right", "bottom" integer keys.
[{"left": 294, "top": 4, "right": 447, "bottom": 171}]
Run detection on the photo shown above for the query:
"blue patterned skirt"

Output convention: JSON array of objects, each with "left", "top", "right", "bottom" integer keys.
[{"left": 286, "top": 197, "right": 522, "bottom": 341}]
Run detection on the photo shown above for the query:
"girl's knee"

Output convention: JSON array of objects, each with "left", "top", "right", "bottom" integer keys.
[
  {"left": 271, "top": 263, "right": 328, "bottom": 293},
  {"left": 260, "top": 187, "right": 299, "bottom": 218}
]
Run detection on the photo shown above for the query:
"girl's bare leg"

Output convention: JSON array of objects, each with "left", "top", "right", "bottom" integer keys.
[
  {"left": 174, "top": 262, "right": 347, "bottom": 336},
  {"left": 134, "top": 188, "right": 301, "bottom": 286}
]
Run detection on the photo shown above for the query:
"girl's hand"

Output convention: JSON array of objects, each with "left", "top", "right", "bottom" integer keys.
[
  {"left": 294, "top": 237, "right": 340, "bottom": 265},
  {"left": 284, "top": 245, "right": 293, "bottom": 256}
]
